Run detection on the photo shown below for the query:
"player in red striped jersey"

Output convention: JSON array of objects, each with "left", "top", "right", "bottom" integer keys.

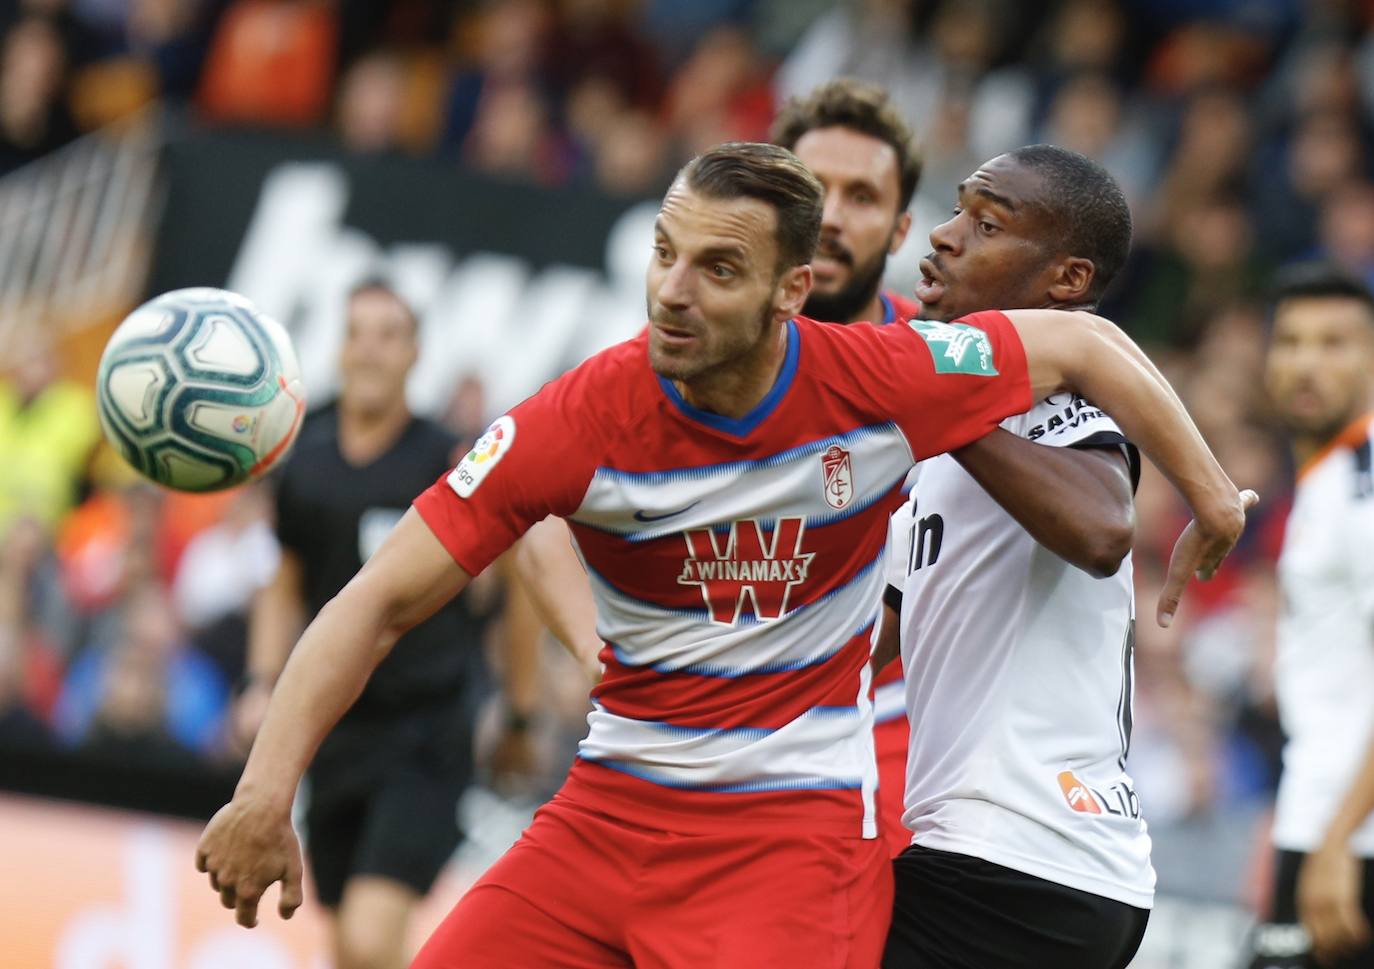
[{"left": 195, "top": 142, "right": 1249, "bottom": 968}]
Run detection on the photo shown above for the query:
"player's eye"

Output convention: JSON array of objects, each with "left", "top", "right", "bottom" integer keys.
[
  {"left": 711, "top": 264, "right": 735, "bottom": 279},
  {"left": 978, "top": 221, "right": 999, "bottom": 234},
  {"left": 652, "top": 244, "right": 670, "bottom": 261}
]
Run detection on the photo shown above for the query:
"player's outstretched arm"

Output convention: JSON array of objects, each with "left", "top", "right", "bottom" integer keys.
[
  {"left": 1004, "top": 309, "right": 1256, "bottom": 624},
  {"left": 513, "top": 517, "right": 603, "bottom": 681},
  {"left": 953, "top": 429, "right": 1134, "bottom": 578},
  {"left": 195, "top": 509, "right": 470, "bottom": 928}
]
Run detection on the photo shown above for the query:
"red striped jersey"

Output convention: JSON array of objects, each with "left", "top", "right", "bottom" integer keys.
[{"left": 415, "top": 311, "right": 1030, "bottom": 837}]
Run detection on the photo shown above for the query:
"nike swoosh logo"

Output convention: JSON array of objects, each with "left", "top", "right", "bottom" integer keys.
[{"left": 633, "top": 501, "right": 700, "bottom": 523}]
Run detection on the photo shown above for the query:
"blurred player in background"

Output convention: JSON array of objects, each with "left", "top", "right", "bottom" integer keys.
[
  {"left": 197, "top": 142, "right": 1248, "bottom": 968},
  {"left": 880, "top": 145, "right": 1183, "bottom": 969},
  {"left": 1247, "top": 264, "right": 1374, "bottom": 969},
  {"left": 235, "top": 280, "right": 535, "bottom": 969}
]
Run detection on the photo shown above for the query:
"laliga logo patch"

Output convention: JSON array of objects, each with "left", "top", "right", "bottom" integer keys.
[
  {"left": 821, "top": 445, "right": 853, "bottom": 510},
  {"left": 448, "top": 415, "right": 515, "bottom": 498}
]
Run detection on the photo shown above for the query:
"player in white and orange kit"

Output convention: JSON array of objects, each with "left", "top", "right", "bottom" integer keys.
[
  {"left": 195, "top": 142, "right": 1249, "bottom": 968},
  {"left": 1246, "top": 263, "right": 1374, "bottom": 969}
]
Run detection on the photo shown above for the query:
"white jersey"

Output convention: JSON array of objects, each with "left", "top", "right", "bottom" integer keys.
[
  {"left": 1273, "top": 414, "right": 1374, "bottom": 856},
  {"left": 888, "top": 394, "right": 1155, "bottom": 909}
]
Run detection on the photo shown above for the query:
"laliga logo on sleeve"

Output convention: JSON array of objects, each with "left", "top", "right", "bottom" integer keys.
[
  {"left": 821, "top": 445, "right": 854, "bottom": 510},
  {"left": 448, "top": 415, "right": 516, "bottom": 498}
]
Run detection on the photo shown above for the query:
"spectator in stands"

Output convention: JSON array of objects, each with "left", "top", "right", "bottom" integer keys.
[
  {"left": 542, "top": 0, "right": 661, "bottom": 111},
  {"left": 55, "top": 582, "right": 228, "bottom": 756},
  {"left": 441, "top": 0, "right": 547, "bottom": 153},
  {"left": 0, "top": 335, "right": 99, "bottom": 538},
  {"left": 1314, "top": 180, "right": 1374, "bottom": 290},
  {"left": 0, "top": 15, "right": 77, "bottom": 173},
  {"left": 334, "top": 48, "right": 410, "bottom": 155},
  {"left": 0, "top": 629, "right": 49, "bottom": 746},
  {"left": 196, "top": 0, "right": 338, "bottom": 128},
  {"left": 663, "top": 25, "right": 774, "bottom": 158}
]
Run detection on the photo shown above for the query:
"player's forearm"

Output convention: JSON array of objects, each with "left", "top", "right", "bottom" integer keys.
[
  {"left": 953, "top": 430, "right": 1134, "bottom": 577},
  {"left": 514, "top": 518, "right": 603, "bottom": 671},
  {"left": 1321, "top": 729, "right": 1374, "bottom": 849},
  {"left": 234, "top": 592, "right": 400, "bottom": 814},
  {"left": 1014, "top": 310, "right": 1240, "bottom": 530},
  {"left": 235, "top": 509, "right": 472, "bottom": 814}
]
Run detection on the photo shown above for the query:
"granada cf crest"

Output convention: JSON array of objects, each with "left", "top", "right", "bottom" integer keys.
[{"left": 821, "top": 445, "right": 853, "bottom": 510}]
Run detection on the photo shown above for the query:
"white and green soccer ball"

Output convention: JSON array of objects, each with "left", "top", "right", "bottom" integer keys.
[{"left": 96, "top": 287, "right": 306, "bottom": 492}]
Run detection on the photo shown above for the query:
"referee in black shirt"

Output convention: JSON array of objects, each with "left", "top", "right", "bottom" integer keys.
[{"left": 234, "top": 280, "right": 516, "bottom": 969}]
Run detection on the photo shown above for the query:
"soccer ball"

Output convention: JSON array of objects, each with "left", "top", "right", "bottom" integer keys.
[{"left": 96, "top": 288, "right": 306, "bottom": 492}]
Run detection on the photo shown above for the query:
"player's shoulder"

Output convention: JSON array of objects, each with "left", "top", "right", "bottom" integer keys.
[{"left": 283, "top": 402, "right": 339, "bottom": 460}]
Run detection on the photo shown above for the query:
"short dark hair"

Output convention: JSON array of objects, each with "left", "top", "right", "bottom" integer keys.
[
  {"left": 771, "top": 78, "right": 923, "bottom": 211},
  {"left": 348, "top": 276, "right": 418, "bottom": 332},
  {"left": 1006, "top": 144, "right": 1132, "bottom": 301},
  {"left": 677, "top": 142, "right": 824, "bottom": 272},
  {"left": 1272, "top": 261, "right": 1374, "bottom": 316}
]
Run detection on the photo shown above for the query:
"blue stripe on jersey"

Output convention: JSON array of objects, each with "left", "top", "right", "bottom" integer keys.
[
  {"left": 578, "top": 755, "right": 864, "bottom": 793},
  {"left": 880, "top": 292, "right": 895, "bottom": 325},
  {"left": 606, "top": 613, "right": 876, "bottom": 678},
  {"left": 582, "top": 467, "right": 911, "bottom": 544},
  {"left": 657, "top": 319, "right": 801, "bottom": 438},
  {"left": 585, "top": 421, "right": 903, "bottom": 488},
  {"left": 593, "top": 704, "right": 861, "bottom": 743}
]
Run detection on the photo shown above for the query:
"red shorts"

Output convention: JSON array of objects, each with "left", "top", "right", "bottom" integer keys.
[
  {"left": 875, "top": 715, "right": 912, "bottom": 858},
  {"left": 412, "top": 792, "right": 893, "bottom": 968}
]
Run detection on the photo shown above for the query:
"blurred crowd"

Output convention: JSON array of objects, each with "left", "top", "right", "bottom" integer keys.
[{"left": 1, "top": 0, "right": 1373, "bottom": 909}]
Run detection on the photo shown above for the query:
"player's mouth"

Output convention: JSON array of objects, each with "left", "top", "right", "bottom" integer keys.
[
  {"left": 813, "top": 243, "right": 853, "bottom": 283},
  {"left": 652, "top": 321, "right": 701, "bottom": 349},
  {"left": 915, "top": 257, "right": 946, "bottom": 304}
]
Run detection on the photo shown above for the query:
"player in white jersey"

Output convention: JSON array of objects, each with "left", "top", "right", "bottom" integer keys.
[
  {"left": 879, "top": 146, "right": 1206, "bottom": 969},
  {"left": 1246, "top": 264, "right": 1374, "bottom": 969}
]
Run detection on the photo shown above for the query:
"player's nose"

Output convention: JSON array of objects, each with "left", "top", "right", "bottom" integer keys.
[
  {"left": 929, "top": 214, "right": 960, "bottom": 255},
  {"left": 656, "top": 261, "right": 694, "bottom": 309}
]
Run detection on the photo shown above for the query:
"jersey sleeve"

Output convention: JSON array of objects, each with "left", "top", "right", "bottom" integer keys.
[
  {"left": 867, "top": 310, "right": 1034, "bottom": 461},
  {"left": 413, "top": 366, "right": 603, "bottom": 576}
]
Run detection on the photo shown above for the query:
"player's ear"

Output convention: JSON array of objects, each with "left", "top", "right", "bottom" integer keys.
[
  {"left": 776, "top": 263, "right": 812, "bottom": 321},
  {"left": 1047, "top": 256, "right": 1094, "bottom": 305}
]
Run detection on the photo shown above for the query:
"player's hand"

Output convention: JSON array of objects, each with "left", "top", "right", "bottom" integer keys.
[
  {"left": 1156, "top": 489, "right": 1258, "bottom": 627},
  {"left": 1299, "top": 842, "right": 1372, "bottom": 965},
  {"left": 195, "top": 795, "right": 304, "bottom": 928}
]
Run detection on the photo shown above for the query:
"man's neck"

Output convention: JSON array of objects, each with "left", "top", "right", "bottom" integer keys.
[
  {"left": 674, "top": 323, "right": 790, "bottom": 420},
  {"left": 1291, "top": 405, "right": 1373, "bottom": 471},
  {"left": 338, "top": 398, "right": 411, "bottom": 466},
  {"left": 853, "top": 290, "right": 887, "bottom": 326}
]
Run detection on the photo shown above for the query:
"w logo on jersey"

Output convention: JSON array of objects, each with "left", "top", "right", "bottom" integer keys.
[{"left": 677, "top": 517, "right": 815, "bottom": 624}]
